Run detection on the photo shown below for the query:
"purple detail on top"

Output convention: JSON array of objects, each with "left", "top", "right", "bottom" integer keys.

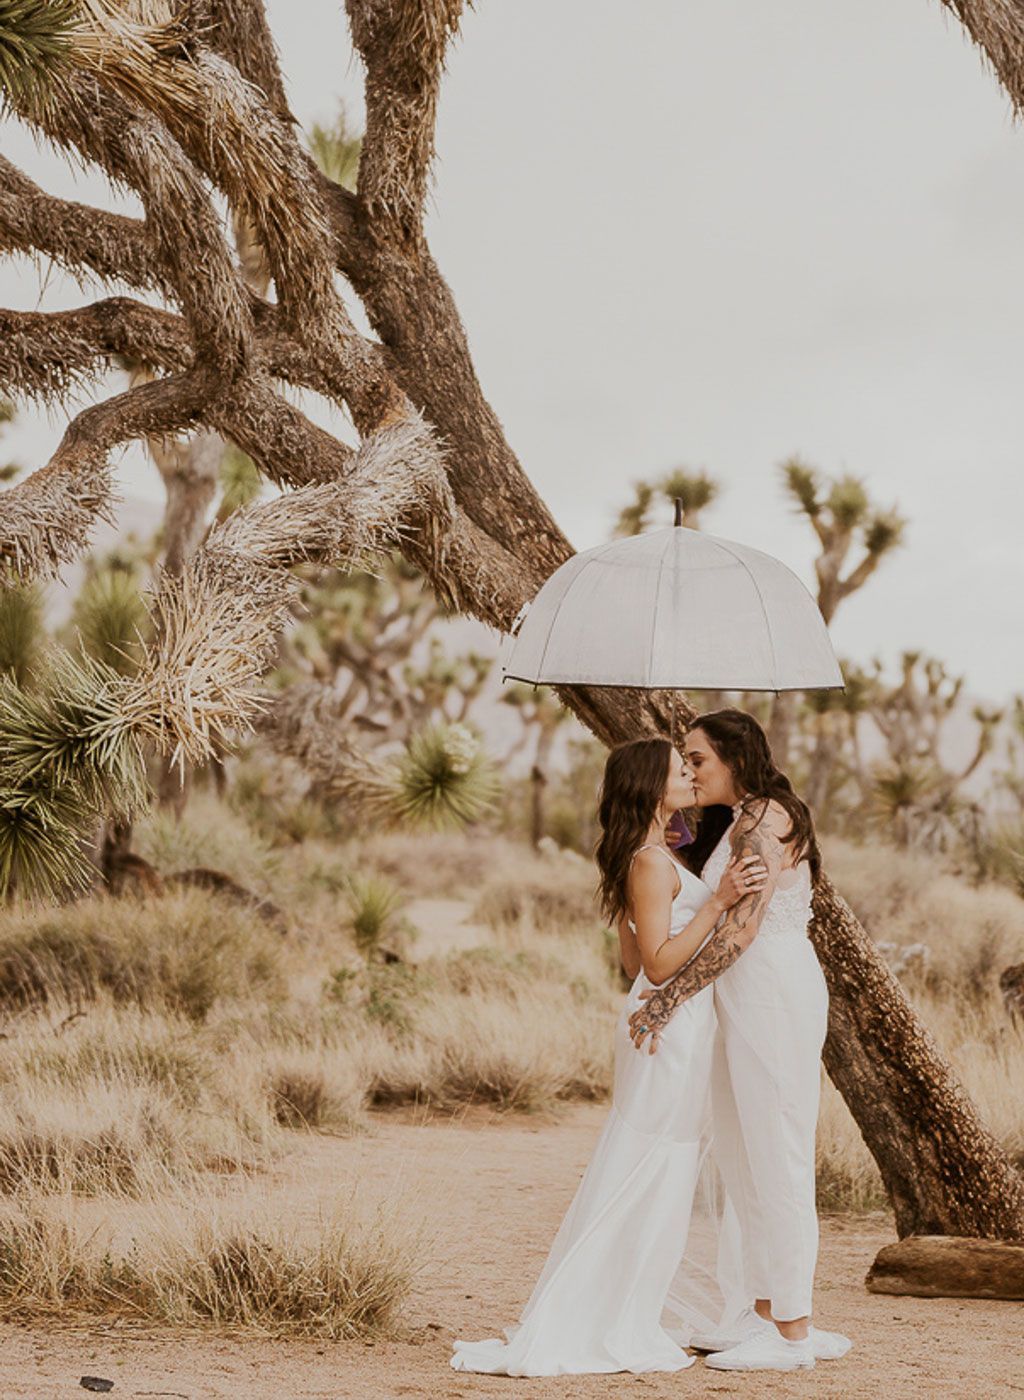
[{"left": 667, "top": 812, "right": 694, "bottom": 848}]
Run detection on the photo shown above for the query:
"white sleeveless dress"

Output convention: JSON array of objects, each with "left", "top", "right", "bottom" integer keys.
[{"left": 450, "top": 847, "right": 717, "bottom": 1376}]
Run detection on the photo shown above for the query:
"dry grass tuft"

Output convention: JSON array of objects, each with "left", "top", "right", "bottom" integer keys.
[
  {"left": 0, "top": 1192, "right": 416, "bottom": 1338},
  {"left": 0, "top": 887, "right": 283, "bottom": 1019}
]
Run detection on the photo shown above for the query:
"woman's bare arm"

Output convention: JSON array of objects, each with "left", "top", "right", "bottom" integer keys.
[
  {"left": 627, "top": 807, "right": 788, "bottom": 1053},
  {"left": 627, "top": 847, "right": 766, "bottom": 987}
]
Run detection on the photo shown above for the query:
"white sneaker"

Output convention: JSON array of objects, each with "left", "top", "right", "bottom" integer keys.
[
  {"left": 689, "top": 1306, "right": 762, "bottom": 1352},
  {"left": 692, "top": 1310, "right": 851, "bottom": 1362},
  {"left": 809, "top": 1325, "right": 852, "bottom": 1360},
  {"left": 705, "top": 1330, "right": 815, "bottom": 1371}
]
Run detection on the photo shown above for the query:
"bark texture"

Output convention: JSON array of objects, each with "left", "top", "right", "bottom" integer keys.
[
  {"left": 812, "top": 876, "right": 1024, "bottom": 1239},
  {"left": 1, "top": 0, "right": 1022, "bottom": 1243}
]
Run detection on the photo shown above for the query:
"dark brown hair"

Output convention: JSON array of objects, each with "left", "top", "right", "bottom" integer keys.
[
  {"left": 595, "top": 737, "right": 673, "bottom": 923},
  {"left": 683, "top": 708, "right": 821, "bottom": 883}
]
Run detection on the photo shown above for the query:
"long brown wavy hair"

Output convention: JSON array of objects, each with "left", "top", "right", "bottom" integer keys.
[
  {"left": 682, "top": 708, "right": 821, "bottom": 884},
  {"left": 595, "top": 737, "right": 674, "bottom": 923}
]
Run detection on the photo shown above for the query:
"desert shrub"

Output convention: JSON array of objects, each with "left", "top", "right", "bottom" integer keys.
[
  {"left": 0, "top": 1194, "right": 416, "bottom": 1338},
  {"left": 365, "top": 963, "right": 424, "bottom": 1034},
  {"left": 136, "top": 793, "right": 280, "bottom": 891},
  {"left": 0, "top": 1009, "right": 275, "bottom": 1193},
  {"left": 472, "top": 879, "right": 598, "bottom": 940},
  {"left": 824, "top": 836, "right": 1024, "bottom": 1004},
  {"left": 344, "top": 872, "right": 410, "bottom": 956},
  {"left": 366, "top": 992, "right": 612, "bottom": 1112},
  {"left": 266, "top": 1046, "right": 369, "bottom": 1133},
  {"left": 815, "top": 1078, "right": 887, "bottom": 1212},
  {"left": 0, "top": 889, "right": 284, "bottom": 1019}
]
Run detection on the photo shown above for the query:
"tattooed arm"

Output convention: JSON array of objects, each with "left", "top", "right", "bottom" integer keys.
[{"left": 627, "top": 802, "right": 789, "bottom": 1054}]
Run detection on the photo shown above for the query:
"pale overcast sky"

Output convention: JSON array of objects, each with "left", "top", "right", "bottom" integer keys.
[{"left": 2, "top": 1, "right": 1022, "bottom": 699}]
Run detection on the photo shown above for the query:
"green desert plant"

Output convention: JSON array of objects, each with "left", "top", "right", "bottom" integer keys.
[
  {"left": 0, "top": 579, "right": 44, "bottom": 683},
  {"left": 389, "top": 722, "right": 501, "bottom": 830},
  {"left": 217, "top": 444, "right": 264, "bottom": 522},
  {"left": 71, "top": 563, "right": 149, "bottom": 674},
  {"left": 0, "top": 0, "right": 77, "bottom": 111},
  {"left": 307, "top": 103, "right": 362, "bottom": 191},
  {"left": 0, "top": 647, "right": 148, "bottom": 898},
  {"left": 344, "top": 872, "right": 407, "bottom": 956}
]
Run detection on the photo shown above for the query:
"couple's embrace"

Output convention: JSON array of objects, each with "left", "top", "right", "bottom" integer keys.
[{"left": 451, "top": 709, "right": 852, "bottom": 1375}]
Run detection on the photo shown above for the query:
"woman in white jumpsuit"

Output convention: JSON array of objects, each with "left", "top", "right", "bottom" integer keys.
[{"left": 630, "top": 708, "right": 851, "bottom": 1371}]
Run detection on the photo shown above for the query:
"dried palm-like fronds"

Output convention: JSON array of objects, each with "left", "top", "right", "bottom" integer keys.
[
  {"left": 0, "top": 305, "right": 191, "bottom": 406},
  {"left": 0, "top": 444, "right": 115, "bottom": 582},
  {"left": 346, "top": 0, "right": 466, "bottom": 238},
  {"left": 118, "top": 416, "right": 451, "bottom": 772},
  {"left": 939, "top": 1, "right": 1024, "bottom": 115}
]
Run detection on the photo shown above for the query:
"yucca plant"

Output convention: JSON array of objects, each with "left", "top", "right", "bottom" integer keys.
[
  {"left": 0, "top": 578, "right": 44, "bottom": 684},
  {"left": 71, "top": 564, "right": 150, "bottom": 675},
  {"left": 0, "top": 647, "right": 148, "bottom": 899},
  {"left": 307, "top": 104, "right": 362, "bottom": 192},
  {"left": 343, "top": 872, "right": 407, "bottom": 956},
  {"left": 389, "top": 722, "right": 501, "bottom": 831},
  {"left": 217, "top": 445, "right": 264, "bottom": 522},
  {"left": 0, "top": 0, "right": 77, "bottom": 112}
]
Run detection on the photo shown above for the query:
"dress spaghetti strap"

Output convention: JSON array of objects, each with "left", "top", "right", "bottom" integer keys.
[{"left": 627, "top": 844, "right": 684, "bottom": 928}]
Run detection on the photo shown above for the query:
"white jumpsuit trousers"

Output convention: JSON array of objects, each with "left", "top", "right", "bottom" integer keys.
[{"left": 700, "top": 820, "right": 829, "bottom": 1322}]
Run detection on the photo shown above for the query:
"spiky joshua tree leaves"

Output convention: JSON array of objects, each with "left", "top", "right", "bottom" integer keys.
[{"left": 1, "top": 0, "right": 1023, "bottom": 1239}]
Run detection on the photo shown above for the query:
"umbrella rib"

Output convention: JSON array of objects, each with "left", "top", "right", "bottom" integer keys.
[
  {"left": 534, "top": 553, "right": 604, "bottom": 682},
  {"left": 646, "top": 528, "right": 674, "bottom": 692},
  {"left": 710, "top": 537, "right": 781, "bottom": 690}
]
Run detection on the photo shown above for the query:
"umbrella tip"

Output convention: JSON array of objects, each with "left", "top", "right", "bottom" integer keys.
[{"left": 673, "top": 497, "right": 683, "bottom": 527}]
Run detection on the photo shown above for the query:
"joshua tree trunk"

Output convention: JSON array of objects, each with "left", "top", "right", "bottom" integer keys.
[
  {"left": 811, "top": 878, "right": 1024, "bottom": 1237},
  {"left": 1, "top": 0, "right": 1022, "bottom": 1242},
  {"left": 767, "top": 690, "right": 797, "bottom": 768},
  {"left": 150, "top": 428, "right": 223, "bottom": 812},
  {"left": 804, "top": 711, "right": 841, "bottom": 820}
]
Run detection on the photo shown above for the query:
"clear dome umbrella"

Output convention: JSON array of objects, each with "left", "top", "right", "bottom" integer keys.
[{"left": 502, "top": 502, "right": 844, "bottom": 736}]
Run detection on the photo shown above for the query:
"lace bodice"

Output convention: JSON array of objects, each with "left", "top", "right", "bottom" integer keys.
[{"left": 701, "top": 813, "right": 813, "bottom": 940}]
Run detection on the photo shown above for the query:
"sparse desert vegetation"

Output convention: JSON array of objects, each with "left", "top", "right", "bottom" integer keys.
[{"left": 0, "top": 799, "right": 1021, "bottom": 1335}]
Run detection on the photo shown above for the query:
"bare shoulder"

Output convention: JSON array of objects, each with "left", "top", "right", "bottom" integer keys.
[
  {"left": 633, "top": 845, "right": 680, "bottom": 879},
  {"left": 731, "top": 798, "right": 791, "bottom": 854},
  {"left": 629, "top": 847, "right": 677, "bottom": 886}
]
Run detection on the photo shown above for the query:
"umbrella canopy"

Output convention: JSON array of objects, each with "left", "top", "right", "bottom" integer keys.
[{"left": 502, "top": 524, "right": 844, "bottom": 692}]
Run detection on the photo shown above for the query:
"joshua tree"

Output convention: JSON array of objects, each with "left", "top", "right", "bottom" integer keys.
[
  {"left": 502, "top": 680, "right": 573, "bottom": 848},
  {"left": 867, "top": 651, "right": 1003, "bottom": 851},
  {"left": 1, "top": 2, "right": 1022, "bottom": 1242},
  {"left": 769, "top": 456, "right": 906, "bottom": 769},
  {"left": 615, "top": 467, "right": 719, "bottom": 535},
  {"left": 0, "top": 397, "right": 20, "bottom": 482}
]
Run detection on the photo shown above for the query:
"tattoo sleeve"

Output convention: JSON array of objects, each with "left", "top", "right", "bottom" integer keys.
[{"left": 629, "top": 811, "right": 786, "bottom": 1036}]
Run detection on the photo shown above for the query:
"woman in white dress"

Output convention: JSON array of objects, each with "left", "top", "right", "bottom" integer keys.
[
  {"left": 629, "top": 709, "right": 851, "bottom": 1372},
  {"left": 450, "top": 736, "right": 768, "bottom": 1377}
]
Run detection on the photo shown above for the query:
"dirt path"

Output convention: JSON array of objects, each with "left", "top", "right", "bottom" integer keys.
[{"left": 2, "top": 1104, "right": 1021, "bottom": 1399}]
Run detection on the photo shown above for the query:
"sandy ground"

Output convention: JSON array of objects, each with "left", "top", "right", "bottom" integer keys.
[{"left": 1, "top": 1103, "right": 1021, "bottom": 1400}]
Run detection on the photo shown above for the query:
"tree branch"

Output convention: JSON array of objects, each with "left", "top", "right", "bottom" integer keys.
[
  {"left": 939, "top": 0, "right": 1024, "bottom": 115},
  {"left": 0, "top": 155, "right": 163, "bottom": 296},
  {"left": 345, "top": 0, "right": 467, "bottom": 247}
]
